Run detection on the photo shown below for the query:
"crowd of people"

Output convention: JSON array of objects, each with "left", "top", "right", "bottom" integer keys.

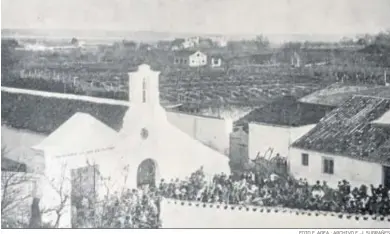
[
  {"left": 159, "top": 168, "right": 390, "bottom": 216},
  {"left": 71, "top": 167, "right": 389, "bottom": 228},
  {"left": 73, "top": 188, "right": 161, "bottom": 228}
]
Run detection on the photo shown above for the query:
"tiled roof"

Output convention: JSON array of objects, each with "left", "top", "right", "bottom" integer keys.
[
  {"left": 293, "top": 95, "right": 390, "bottom": 165},
  {"left": 174, "top": 50, "right": 196, "bottom": 57},
  {"left": 235, "top": 96, "right": 333, "bottom": 127},
  {"left": 2, "top": 91, "right": 128, "bottom": 134},
  {"left": 299, "top": 84, "right": 390, "bottom": 107}
]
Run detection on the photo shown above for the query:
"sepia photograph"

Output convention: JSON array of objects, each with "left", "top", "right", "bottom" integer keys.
[{"left": 1, "top": 0, "right": 390, "bottom": 230}]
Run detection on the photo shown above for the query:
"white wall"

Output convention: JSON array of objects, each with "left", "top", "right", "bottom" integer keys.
[
  {"left": 211, "top": 58, "right": 222, "bottom": 67},
  {"left": 289, "top": 148, "right": 384, "bottom": 189},
  {"left": 248, "top": 123, "right": 315, "bottom": 159},
  {"left": 189, "top": 52, "right": 207, "bottom": 67},
  {"left": 166, "top": 111, "right": 230, "bottom": 155},
  {"left": 161, "top": 199, "right": 390, "bottom": 228}
]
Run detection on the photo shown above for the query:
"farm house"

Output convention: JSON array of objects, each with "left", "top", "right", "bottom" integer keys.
[
  {"left": 235, "top": 96, "right": 332, "bottom": 160},
  {"left": 290, "top": 95, "right": 390, "bottom": 189}
]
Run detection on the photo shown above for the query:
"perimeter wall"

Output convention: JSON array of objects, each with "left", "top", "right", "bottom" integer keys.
[{"left": 160, "top": 199, "right": 390, "bottom": 228}]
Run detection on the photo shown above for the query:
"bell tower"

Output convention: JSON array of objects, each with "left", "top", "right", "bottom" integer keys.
[
  {"left": 121, "top": 64, "right": 166, "bottom": 136},
  {"left": 128, "top": 64, "right": 161, "bottom": 107}
]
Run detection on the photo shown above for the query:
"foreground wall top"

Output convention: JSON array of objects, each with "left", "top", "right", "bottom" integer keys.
[{"left": 161, "top": 199, "right": 390, "bottom": 228}]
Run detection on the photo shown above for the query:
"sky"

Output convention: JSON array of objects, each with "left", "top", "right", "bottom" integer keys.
[{"left": 2, "top": 0, "right": 390, "bottom": 35}]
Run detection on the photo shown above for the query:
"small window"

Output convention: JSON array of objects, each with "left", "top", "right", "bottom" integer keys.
[
  {"left": 323, "top": 158, "right": 334, "bottom": 174},
  {"left": 301, "top": 153, "right": 309, "bottom": 166},
  {"left": 142, "top": 78, "right": 146, "bottom": 103}
]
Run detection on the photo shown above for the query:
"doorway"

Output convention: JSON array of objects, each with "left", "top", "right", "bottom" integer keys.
[{"left": 137, "top": 159, "right": 157, "bottom": 188}]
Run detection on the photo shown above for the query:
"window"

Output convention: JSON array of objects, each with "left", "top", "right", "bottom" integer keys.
[
  {"left": 142, "top": 78, "right": 146, "bottom": 103},
  {"left": 301, "top": 153, "right": 309, "bottom": 166},
  {"left": 323, "top": 158, "right": 334, "bottom": 174},
  {"left": 140, "top": 128, "right": 149, "bottom": 139}
]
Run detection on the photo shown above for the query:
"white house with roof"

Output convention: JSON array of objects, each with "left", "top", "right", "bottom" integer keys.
[
  {"left": 173, "top": 50, "right": 207, "bottom": 67},
  {"left": 189, "top": 51, "right": 207, "bottom": 67},
  {"left": 30, "top": 64, "right": 230, "bottom": 227},
  {"left": 235, "top": 96, "right": 332, "bottom": 160},
  {"left": 209, "top": 55, "right": 223, "bottom": 68},
  {"left": 182, "top": 37, "right": 200, "bottom": 49},
  {"left": 290, "top": 95, "right": 390, "bottom": 189}
]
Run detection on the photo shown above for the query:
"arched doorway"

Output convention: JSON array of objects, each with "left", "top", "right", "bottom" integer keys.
[{"left": 137, "top": 159, "right": 157, "bottom": 188}]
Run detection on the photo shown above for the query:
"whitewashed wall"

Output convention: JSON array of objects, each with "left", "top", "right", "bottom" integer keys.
[
  {"left": 189, "top": 52, "right": 207, "bottom": 67},
  {"left": 248, "top": 123, "right": 315, "bottom": 159},
  {"left": 161, "top": 199, "right": 390, "bottom": 228},
  {"left": 289, "top": 148, "right": 384, "bottom": 189},
  {"left": 166, "top": 111, "right": 230, "bottom": 155}
]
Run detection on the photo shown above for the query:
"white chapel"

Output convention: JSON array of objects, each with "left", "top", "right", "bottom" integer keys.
[{"left": 32, "top": 64, "right": 230, "bottom": 227}]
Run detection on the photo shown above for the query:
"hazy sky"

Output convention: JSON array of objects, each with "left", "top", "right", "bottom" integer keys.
[{"left": 2, "top": 0, "right": 390, "bottom": 35}]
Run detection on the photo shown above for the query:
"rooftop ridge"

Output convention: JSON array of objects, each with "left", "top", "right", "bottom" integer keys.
[
  {"left": 353, "top": 94, "right": 390, "bottom": 101},
  {"left": 164, "top": 198, "right": 390, "bottom": 222}
]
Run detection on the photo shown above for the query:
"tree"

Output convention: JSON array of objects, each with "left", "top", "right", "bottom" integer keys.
[
  {"left": 70, "top": 38, "right": 79, "bottom": 46},
  {"left": 122, "top": 40, "right": 137, "bottom": 50},
  {"left": 1, "top": 39, "right": 20, "bottom": 72},
  {"left": 254, "top": 35, "right": 270, "bottom": 50},
  {"left": 39, "top": 163, "right": 72, "bottom": 228},
  {"left": 1, "top": 146, "right": 34, "bottom": 228}
]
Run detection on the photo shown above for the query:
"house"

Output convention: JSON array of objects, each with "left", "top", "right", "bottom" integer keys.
[
  {"left": 173, "top": 50, "right": 193, "bottom": 66},
  {"left": 209, "top": 55, "right": 223, "bottom": 68},
  {"left": 236, "top": 96, "right": 333, "bottom": 160},
  {"left": 290, "top": 95, "right": 390, "bottom": 189},
  {"left": 211, "top": 36, "right": 227, "bottom": 47},
  {"left": 174, "top": 50, "right": 207, "bottom": 67},
  {"left": 189, "top": 51, "right": 207, "bottom": 67},
  {"left": 182, "top": 37, "right": 200, "bottom": 49}
]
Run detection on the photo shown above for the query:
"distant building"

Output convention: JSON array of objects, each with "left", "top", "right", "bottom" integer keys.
[
  {"left": 182, "top": 37, "right": 200, "bottom": 49},
  {"left": 173, "top": 50, "right": 193, "bottom": 66},
  {"left": 209, "top": 55, "right": 223, "bottom": 68},
  {"left": 211, "top": 36, "right": 228, "bottom": 47},
  {"left": 174, "top": 50, "right": 207, "bottom": 67},
  {"left": 291, "top": 95, "right": 390, "bottom": 189},
  {"left": 189, "top": 51, "right": 207, "bottom": 67}
]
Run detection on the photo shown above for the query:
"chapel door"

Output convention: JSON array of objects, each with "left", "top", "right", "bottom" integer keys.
[{"left": 137, "top": 159, "right": 157, "bottom": 188}]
